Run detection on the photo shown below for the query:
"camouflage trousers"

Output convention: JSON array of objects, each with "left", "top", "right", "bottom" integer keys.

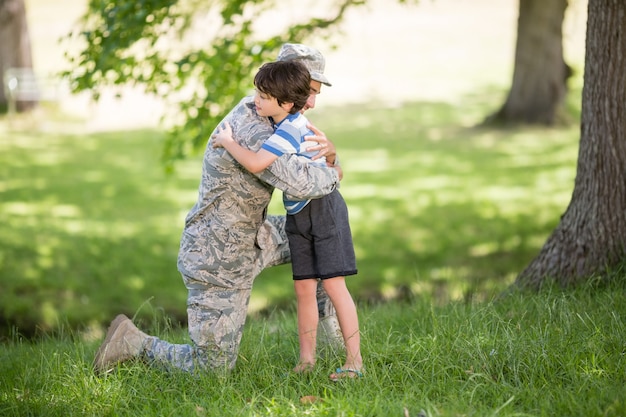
[{"left": 142, "top": 215, "right": 337, "bottom": 372}]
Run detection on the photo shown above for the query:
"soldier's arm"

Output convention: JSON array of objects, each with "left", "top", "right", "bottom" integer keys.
[{"left": 257, "top": 155, "right": 339, "bottom": 200}]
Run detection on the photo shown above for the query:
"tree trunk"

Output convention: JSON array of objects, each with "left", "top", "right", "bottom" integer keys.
[
  {"left": 516, "top": 0, "right": 626, "bottom": 289},
  {"left": 0, "top": 0, "right": 35, "bottom": 112},
  {"left": 488, "top": 0, "right": 570, "bottom": 125}
]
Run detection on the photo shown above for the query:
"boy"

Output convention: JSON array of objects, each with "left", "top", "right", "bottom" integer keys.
[{"left": 212, "top": 60, "right": 363, "bottom": 380}]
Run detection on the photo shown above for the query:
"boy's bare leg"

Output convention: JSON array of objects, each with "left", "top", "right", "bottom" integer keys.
[
  {"left": 322, "top": 277, "right": 363, "bottom": 377},
  {"left": 294, "top": 279, "right": 319, "bottom": 371}
]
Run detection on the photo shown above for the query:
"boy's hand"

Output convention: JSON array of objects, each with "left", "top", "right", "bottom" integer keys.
[{"left": 211, "top": 121, "right": 234, "bottom": 148}]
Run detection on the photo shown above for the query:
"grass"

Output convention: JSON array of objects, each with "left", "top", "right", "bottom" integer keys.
[
  {"left": 0, "top": 92, "right": 581, "bottom": 336},
  {"left": 5, "top": 89, "right": 621, "bottom": 415},
  {"left": 2, "top": 1, "right": 602, "bottom": 414},
  {"left": 0, "top": 128, "right": 194, "bottom": 335},
  {"left": 0, "top": 92, "right": 580, "bottom": 336},
  {"left": 1, "top": 279, "right": 625, "bottom": 416}
]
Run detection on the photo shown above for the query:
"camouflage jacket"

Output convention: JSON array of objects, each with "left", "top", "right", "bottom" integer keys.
[{"left": 177, "top": 96, "right": 339, "bottom": 290}]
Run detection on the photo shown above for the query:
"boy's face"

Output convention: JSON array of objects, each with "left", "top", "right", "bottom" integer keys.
[
  {"left": 254, "top": 90, "right": 292, "bottom": 119},
  {"left": 301, "top": 80, "right": 322, "bottom": 113}
]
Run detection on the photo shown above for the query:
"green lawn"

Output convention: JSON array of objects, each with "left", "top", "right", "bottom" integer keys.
[
  {"left": 3, "top": 90, "right": 625, "bottom": 416},
  {"left": 0, "top": 93, "right": 580, "bottom": 336},
  {"left": 1, "top": 280, "right": 625, "bottom": 416}
]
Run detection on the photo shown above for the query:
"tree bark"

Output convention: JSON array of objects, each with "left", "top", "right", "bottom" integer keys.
[
  {"left": 488, "top": 0, "right": 570, "bottom": 125},
  {"left": 0, "top": 0, "right": 35, "bottom": 112},
  {"left": 516, "top": 0, "right": 626, "bottom": 288}
]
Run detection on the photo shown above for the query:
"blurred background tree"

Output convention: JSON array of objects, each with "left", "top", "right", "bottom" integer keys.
[
  {"left": 488, "top": 0, "right": 572, "bottom": 125},
  {"left": 5, "top": 0, "right": 626, "bottom": 337},
  {"left": 61, "top": 0, "right": 626, "bottom": 288},
  {"left": 0, "top": 0, "right": 36, "bottom": 112},
  {"left": 61, "top": 0, "right": 575, "bottom": 169},
  {"left": 516, "top": 0, "right": 626, "bottom": 289},
  {"left": 61, "top": 0, "right": 365, "bottom": 170},
  {"left": 2, "top": 0, "right": 579, "bottom": 129}
]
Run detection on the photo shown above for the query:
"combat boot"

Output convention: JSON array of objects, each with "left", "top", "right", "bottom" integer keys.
[
  {"left": 318, "top": 315, "right": 344, "bottom": 350},
  {"left": 93, "top": 314, "right": 148, "bottom": 374}
]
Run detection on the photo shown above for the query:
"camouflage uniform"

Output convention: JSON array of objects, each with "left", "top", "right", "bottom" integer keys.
[{"left": 142, "top": 96, "right": 340, "bottom": 371}]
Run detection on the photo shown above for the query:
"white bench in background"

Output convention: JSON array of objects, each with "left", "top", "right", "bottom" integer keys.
[{"left": 3, "top": 67, "right": 60, "bottom": 116}]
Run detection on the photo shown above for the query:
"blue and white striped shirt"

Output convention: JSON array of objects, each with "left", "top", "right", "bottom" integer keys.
[{"left": 261, "top": 113, "right": 326, "bottom": 214}]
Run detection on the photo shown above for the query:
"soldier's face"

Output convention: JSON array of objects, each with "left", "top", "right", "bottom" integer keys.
[{"left": 302, "top": 80, "right": 322, "bottom": 113}]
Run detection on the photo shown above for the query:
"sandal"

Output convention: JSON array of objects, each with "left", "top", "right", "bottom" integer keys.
[{"left": 329, "top": 368, "right": 363, "bottom": 381}]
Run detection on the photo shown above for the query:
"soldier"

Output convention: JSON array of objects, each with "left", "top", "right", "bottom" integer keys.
[
  {"left": 93, "top": 44, "right": 343, "bottom": 373},
  {"left": 212, "top": 60, "right": 362, "bottom": 380}
]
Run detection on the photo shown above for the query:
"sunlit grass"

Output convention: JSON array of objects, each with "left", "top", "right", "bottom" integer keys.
[
  {"left": 0, "top": 129, "right": 196, "bottom": 334},
  {"left": 4, "top": 87, "right": 624, "bottom": 417},
  {"left": 279, "top": 98, "right": 579, "bottom": 304},
  {"left": 1, "top": 279, "right": 625, "bottom": 417},
  {"left": 0, "top": 93, "right": 580, "bottom": 335}
]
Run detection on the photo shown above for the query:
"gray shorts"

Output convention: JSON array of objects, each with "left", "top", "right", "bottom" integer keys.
[{"left": 285, "top": 189, "right": 357, "bottom": 280}]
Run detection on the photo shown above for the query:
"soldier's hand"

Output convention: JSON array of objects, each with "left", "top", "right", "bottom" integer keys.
[
  {"left": 304, "top": 122, "right": 337, "bottom": 164},
  {"left": 332, "top": 164, "right": 343, "bottom": 181}
]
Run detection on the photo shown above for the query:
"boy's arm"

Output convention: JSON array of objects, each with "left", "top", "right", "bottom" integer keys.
[
  {"left": 222, "top": 141, "right": 278, "bottom": 174},
  {"left": 213, "top": 121, "right": 278, "bottom": 173}
]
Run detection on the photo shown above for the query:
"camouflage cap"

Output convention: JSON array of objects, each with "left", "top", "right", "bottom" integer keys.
[{"left": 276, "top": 43, "right": 332, "bottom": 87}]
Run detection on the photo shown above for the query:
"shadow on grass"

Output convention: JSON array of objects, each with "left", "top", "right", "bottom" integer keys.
[
  {"left": 0, "top": 129, "right": 192, "bottom": 338},
  {"left": 254, "top": 96, "right": 579, "bottom": 313},
  {"left": 0, "top": 94, "right": 580, "bottom": 337}
]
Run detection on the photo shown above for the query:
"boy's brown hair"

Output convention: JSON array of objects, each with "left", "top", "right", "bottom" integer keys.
[{"left": 254, "top": 61, "right": 311, "bottom": 114}]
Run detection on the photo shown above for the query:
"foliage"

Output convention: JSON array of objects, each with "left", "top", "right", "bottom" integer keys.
[
  {"left": 0, "top": 93, "right": 580, "bottom": 337},
  {"left": 61, "top": 0, "right": 365, "bottom": 170},
  {"left": 1, "top": 279, "right": 626, "bottom": 416}
]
